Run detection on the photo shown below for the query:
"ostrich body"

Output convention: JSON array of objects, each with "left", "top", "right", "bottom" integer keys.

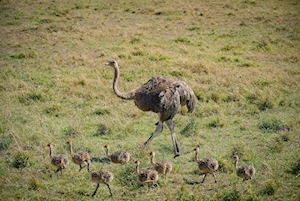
[
  {"left": 104, "top": 144, "right": 130, "bottom": 164},
  {"left": 106, "top": 60, "right": 196, "bottom": 158},
  {"left": 66, "top": 140, "right": 90, "bottom": 172},
  {"left": 233, "top": 155, "right": 255, "bottom": 180},
  {"left": 87, "top": 163, "right": 113, "bottom": 197},
  {"left": 47, "top": 143, "right": 69, "bottom": 173},
  {"left": 193, "top": 147, "right": 218, "bottom": 183},
  {"left": 149, "top": 151, "right": 172, "bottom": 178},
  {"left": 134, "top": 160, "right": 159, "bottom": 192}
]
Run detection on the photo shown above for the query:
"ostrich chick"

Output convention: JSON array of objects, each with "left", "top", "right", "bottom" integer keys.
[
  {"left": 87, "top": 163, "right": 114, "bottom": 197},
  {"left": 233, "top": 154, "right": 256, "bottom": 180},
  {"left": 104, "top": 144, "right": 130, "bottom": 164},
  {"left": 134, "top": 160, "right": 159, "bottom": 192},
  {"left": 193, "top": 147, "right": 219, "bottom": 183},
  {"left": 149, "top": 152, "right": 172, "bottom": 178},
  {"left": 47, "top": 143, "right": 69, "bottom": 173},
  {"left": 66, "top": 140, "right": 90, "bottom": 172}
]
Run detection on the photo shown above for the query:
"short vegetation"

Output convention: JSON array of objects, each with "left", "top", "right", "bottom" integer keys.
[{"left": 0, "top": 0, "right": 299, "bottom": 200}]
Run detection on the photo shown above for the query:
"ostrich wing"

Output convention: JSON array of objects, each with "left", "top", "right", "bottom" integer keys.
[
  {"left": 133, "top": 77, "right": 180, "bottom": 113},
  {"left": 133, "top": 76, "right": 195, "bottom": 122},
  {"left": 245, "top": 165, "right": 255, "bottom": 176}
]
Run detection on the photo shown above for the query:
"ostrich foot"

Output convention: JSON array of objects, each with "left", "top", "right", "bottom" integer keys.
[{"left": 174, "top": 153, "right": 180, "bottom": 158}]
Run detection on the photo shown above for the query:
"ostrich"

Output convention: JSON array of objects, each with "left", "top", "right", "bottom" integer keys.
[
  {"left": 149, "top": 151, "right": 172, "bottom": 178},
  {"left": 47, "top": 143, "right": 69, "bottom": 173},
  {"left": 105, "top": 60, "right": 196, "bottom": 158},
  {"left": 233, "top": 154, "right": 256, "bottom": 180},
  {"left": 193, "top": 147, "right": 218, "bottom": 183},
  {"left": 134, "top": 160, "right": 159, "bottom": 192},
  {"left": 66, "top": 140, "right": 90, "bottom": 172},
  {"left": 87, "top": 162, "right": 114, "bottom": 197},
  {"left": 103, "top": 144, "right": 130, "bottom": 164}
]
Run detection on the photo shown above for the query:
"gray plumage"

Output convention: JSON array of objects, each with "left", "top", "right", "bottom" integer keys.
[
  {"left": 106, "top": 60, "right": 196, "bottom": 158},
  {"left": 104, "top": 144, "right": 130, "bottom": 164},
  {"left": 66, "top": 140, "right": 90, "bottom": 172},
  {"left": 193, "top": 147, "right": 218, "bottom": 183},
  {"left": 233, "top": 155, "right": 256, "bottom": 180},
  {"left": 149, "top": 151, "right": 172, "bottom": 178},
  {"left": 134, "top": 160, "right": 159, "bottom": 192},
  {"left": 47, "top": 143, "right": 69, "bottom": 173},
  {"left": 87, "top": 163, "right": 114, "bottom": 197}
]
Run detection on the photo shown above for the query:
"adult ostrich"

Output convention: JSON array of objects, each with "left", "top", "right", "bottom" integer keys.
[{"left": 105, "top": 60, "right": 196, "bottom": 158}]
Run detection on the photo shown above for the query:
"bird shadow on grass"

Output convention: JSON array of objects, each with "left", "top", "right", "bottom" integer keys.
[
  {"left": 182, "top": 177, "right": 203, "bottom": 185},
  {"left": 91, "top": 157, "right": 111, "bottom": 164},
  {"left": 183, "top": 178, "right": 223, "bottom": 192}
]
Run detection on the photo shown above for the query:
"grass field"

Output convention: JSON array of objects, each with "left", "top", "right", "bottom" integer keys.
[{"left": 0, "top": 0, "right": 300, "bottom": 200}]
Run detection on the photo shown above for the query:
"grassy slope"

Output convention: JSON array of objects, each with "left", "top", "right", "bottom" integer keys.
[{"left": 0, "top": 0, "right": 299, "bottom": 200}]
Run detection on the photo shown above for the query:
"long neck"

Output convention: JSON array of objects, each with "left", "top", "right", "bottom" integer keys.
[
  {"left": 68, "top": 143, "right": 73, "bottom": 156},
  {"left": 105, "top": 147, "right": 110, "bottom": 157},
  {"left": 135, "top": 163, "right": 140, "bottom": 175},
  {"left": 150, "top": 155, "right": 155, "bottom": 165},
  {"left": 194, "top": 150, "right": 199, "bottom": 163},
  {"left": 112, "top": 64, "right": 135, "bottom": 100},
  {"left": 234, "top": 158, "right": 238, "bottom": 171},
  {"left": 49, "top": 146, "right": 53, "bottom": 158}
]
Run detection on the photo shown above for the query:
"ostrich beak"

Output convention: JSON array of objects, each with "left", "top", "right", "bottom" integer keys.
[{"left": 105, "top": 61, "right": 114, "bottom": 66}]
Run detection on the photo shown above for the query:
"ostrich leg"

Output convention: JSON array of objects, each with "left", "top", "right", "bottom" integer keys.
[
  {"left": 166, "top": 119, "right": 180, "bottom": 158},
  {"left": 143, "top": 121, "right": 164, "bottom": 147},
  {"left": 92, "top": 183, "right": 100, "bottom": 197},
  {"left": 201, "top": 174, "right": 207, "bottom": 183},
  {"left": 106, "top": 183, "right": 113, "bottom": 197},
  {"left": 213, "top": 172, "right": 217, "bottom": 183}
]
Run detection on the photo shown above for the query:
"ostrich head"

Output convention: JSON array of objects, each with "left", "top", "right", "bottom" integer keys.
[
  {"left": 134, "top": 160, "right": 140, "bottom": 165},
  {"left": 193, "top": 147, "right": 199, "bottom": 152},
  {"left": 104, "top": 144, "right": 109, "bottom": 148},
  {"left": 149, "top": 152, "right": 155, "bottom": 156},
  {"left": 233, "top": 154, "right": 239, "bottom": 160},
  {"left": 47, "top": 143, "right": 52, "bottom": 147},
  {"left": 105, "top": 60, "right": 117, "bottom": 68},
  {"left": 66, "top": 139, "right": 72, "bottom": 144}
]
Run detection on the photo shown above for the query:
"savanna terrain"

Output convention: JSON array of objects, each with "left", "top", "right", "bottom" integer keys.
[{"left": 0, "top": 0, "right": 299, "bottom": 200}]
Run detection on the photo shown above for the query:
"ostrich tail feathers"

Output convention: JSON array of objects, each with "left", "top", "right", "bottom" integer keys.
[{"left": 177, "top": 81, "right": 196, "bottom": 113}]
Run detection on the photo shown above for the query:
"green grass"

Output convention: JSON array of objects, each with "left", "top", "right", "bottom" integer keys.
[{"left": 0, "top": 0, "right": 300, "bottom": 200}]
